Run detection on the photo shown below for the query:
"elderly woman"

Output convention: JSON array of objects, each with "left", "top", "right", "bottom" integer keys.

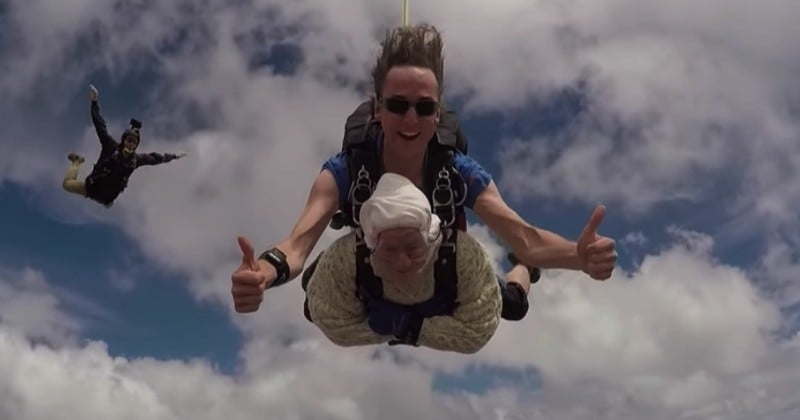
[{"left": 302, "top": 173, "right": 536, "bottom": 354}]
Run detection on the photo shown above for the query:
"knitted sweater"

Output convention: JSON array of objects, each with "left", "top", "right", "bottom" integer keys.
[{"left": 305, "top": 230, "right": 502, "bottom": 354}]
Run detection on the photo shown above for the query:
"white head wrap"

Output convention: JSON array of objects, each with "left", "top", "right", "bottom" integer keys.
[{"left": 359, "top": 173, "right": 441, "bottom": 250}]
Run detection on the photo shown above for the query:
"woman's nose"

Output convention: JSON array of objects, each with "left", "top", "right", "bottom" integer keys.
[
  {"left": 402, "top": 108, "right": 419, "bottom": 123},
  {"left": 392, "top": 254, "right": 414, "bottom": 271}
]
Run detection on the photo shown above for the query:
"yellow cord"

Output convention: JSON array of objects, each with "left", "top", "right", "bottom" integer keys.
[{"left": 402, "top": 0, "right": 409, "bottom": 26}]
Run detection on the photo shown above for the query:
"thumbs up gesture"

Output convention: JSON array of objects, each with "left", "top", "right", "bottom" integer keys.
[
  {"left": 230, "top": 236, "right": 272, "bottom": 313},
  {"left": 576, "top": 205, "right": 617, "bottom": 280}
]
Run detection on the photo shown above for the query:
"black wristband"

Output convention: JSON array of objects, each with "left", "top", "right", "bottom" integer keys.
[
  {"left": 259, "top": 247, "right": 291, "bottom": 288},
  {"left": 507, "top": 252, "right": 541, "bottom": 284}
]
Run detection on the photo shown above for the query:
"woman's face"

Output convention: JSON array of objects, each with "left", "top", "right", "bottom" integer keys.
[
  {"left": 122, "top": 135, "right": 139, "bottom": 155},
  {"left": 375, "top": 65, "right": 440, "bottom": 162},
  {"left": 370, "top": 226, "right": 432, "bottom": 277}
]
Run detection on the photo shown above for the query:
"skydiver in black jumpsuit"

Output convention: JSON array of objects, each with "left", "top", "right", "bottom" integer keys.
[{"left": 61, "top": 85, "right": 187, "bottom": 208}]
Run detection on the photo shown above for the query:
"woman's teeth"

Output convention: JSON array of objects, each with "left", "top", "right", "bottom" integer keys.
[{"left": 399, "top": 131, "right": 420, "bottom": 139}]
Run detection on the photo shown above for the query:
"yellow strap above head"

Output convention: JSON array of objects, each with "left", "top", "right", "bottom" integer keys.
[{"left": 402, "top": 0, "right": 409, "bottom": 26}]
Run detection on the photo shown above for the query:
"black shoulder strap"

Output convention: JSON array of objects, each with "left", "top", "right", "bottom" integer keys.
[
  {"left": 342, "top": 100, "right": 375, "bottom": 150},
  {"left": 339, "top": 101, "right": 384, "bottom": 305},
  {"left": 422, "top": 140, "right": 462, "bottom": 315},
  {"left": 330, "top": 101, "right": 382, "bottom": 230},
  {"left": 435, "top": 103, "right": 468, "bottom": 154}
]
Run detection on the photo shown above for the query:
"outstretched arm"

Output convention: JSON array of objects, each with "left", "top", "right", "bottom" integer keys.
[
  {"left": 135, "top": 152, "right": 187, "bottom": 166},
  {"left": 89, "top": 85, "right": 117, "bottom": 151},
  {"left": 255, "top": 169, "right": 341, "bottom": 285},
  {"left": 474, "top": 181, "right": 584, "bottom": 270}
]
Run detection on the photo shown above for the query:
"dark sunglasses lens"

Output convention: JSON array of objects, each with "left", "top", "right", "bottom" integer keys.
[
  {"left": 385, "top": 98, "right": 410, "bottom": 114},
  {"left": 415, "top": 101, "right": 437, "bottom": 116}
]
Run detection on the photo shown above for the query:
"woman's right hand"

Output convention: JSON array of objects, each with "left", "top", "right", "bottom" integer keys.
[{"left": 231, "top": 236, "right": 274, "bottom": 313}]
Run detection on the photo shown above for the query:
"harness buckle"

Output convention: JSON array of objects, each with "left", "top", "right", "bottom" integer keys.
[
  {"left": 432, "top": 168, "right": 456, "bottom": 228},
  {"left": 349, "top": 165, "right": 374, "bottom": 226},
  {"left": 438, "top": 227, "right": 457, "bottom": 250}
]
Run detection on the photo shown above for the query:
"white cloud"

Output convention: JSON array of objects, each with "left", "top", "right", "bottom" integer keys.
[
  {"left": 2, "top": 233, "right": 800, "bottom": 419},
  {"left": 2, "top": 0, "right": 800, "bottom": 419},
  {"left": 620, "top": 231, "right": 648, "bottom": 247},
  {"left": 464, "top": 228, "right": 800, "bottom": 418},
  {"left": 752, "top": 236, "right": 800, "bottom": 307},
  {"left": 0, "top": 267, "right": 82, "bottom": 346},
  {"left": 0, "top": 322, "right": 477, "bottom": 420},
  {"left": 0, "top": 264, "right": 466, "bottom": 420},
  {"left": 435, "top": 0, "right": 800, "bottom": 225},
  {"left": 3, "top": 0, "right": 800, "bottom": 227}
]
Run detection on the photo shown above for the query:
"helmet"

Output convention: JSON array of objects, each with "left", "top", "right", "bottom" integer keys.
[{"left": 122, "top": 118, "right": 141, "bottom": 140}]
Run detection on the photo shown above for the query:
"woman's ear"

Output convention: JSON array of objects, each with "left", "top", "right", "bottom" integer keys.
[{"left": 373, "top": 102, "right": 382, "bottom": 122}]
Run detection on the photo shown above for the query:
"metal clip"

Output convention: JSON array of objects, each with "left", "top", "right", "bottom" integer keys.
[
  {"left": 432, "top": 168, "right": 456, "bottom": 227},
  {"left": 348, "top": 165, "right": 374, "bottom": 226},
  {"left": 438, "top": 227, "right": 456, "bottom": 250}
]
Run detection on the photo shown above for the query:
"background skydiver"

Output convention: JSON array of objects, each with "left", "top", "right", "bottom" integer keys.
[{"left": 62, "top": 84, "right": 187, "bottom": 208}]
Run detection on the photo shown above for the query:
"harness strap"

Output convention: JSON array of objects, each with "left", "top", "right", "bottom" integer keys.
[{"left": 355, "top": 229, "right": 382, "bottom": 303}]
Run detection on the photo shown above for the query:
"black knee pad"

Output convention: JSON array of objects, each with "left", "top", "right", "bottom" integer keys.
[
  {"left": 501, "top": 282, "right": 530, "bottom": 321},
  {"left": 301, "top": 253, "right": 322, "bottom": 323},
  {"left": 302, "top": 253, "right": 322, "bottom": 291},
  {"left": 303, "top": 298, "right": 314, "bottom": 323}
]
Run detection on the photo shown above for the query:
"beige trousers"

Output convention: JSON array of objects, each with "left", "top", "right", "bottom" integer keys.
[{"left": 62, "top": 161, "right": 87, "bottom": 196}]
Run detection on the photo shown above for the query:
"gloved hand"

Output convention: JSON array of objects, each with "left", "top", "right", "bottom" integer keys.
[
  {"left": 366, "top": 299, "right": 412, "bottom": 336},
  {"left": 167, "top": 152, "right": 188, "bottom": 161},
  {"left": 89, "top": 84, "right": 98, "bottom": 101}
]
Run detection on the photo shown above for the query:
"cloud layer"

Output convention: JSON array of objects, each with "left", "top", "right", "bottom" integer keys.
[
  {"left": 1, "top": 0, "right": 799, "bottom": 418},
  {"left": 2, "top": 231, "right": 799, "bottom": 419}
]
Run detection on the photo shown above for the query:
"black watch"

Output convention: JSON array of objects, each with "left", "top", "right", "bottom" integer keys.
[{"left": 259, "top": 247, "right": 291, "bottom": 288}]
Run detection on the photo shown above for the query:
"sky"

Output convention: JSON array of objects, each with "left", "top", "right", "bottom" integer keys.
[{"left": 1, "top": 0, "right": 799, "bottom": 418}]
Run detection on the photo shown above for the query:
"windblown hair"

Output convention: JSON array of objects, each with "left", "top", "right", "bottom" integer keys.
[{"left": 371, "top": 23, "right": 445, "bottom": 102}]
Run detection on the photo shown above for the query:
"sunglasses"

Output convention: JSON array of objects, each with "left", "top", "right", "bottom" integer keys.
[{"left": 382, "top": 97, "right": 439, "bottom": 117}]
